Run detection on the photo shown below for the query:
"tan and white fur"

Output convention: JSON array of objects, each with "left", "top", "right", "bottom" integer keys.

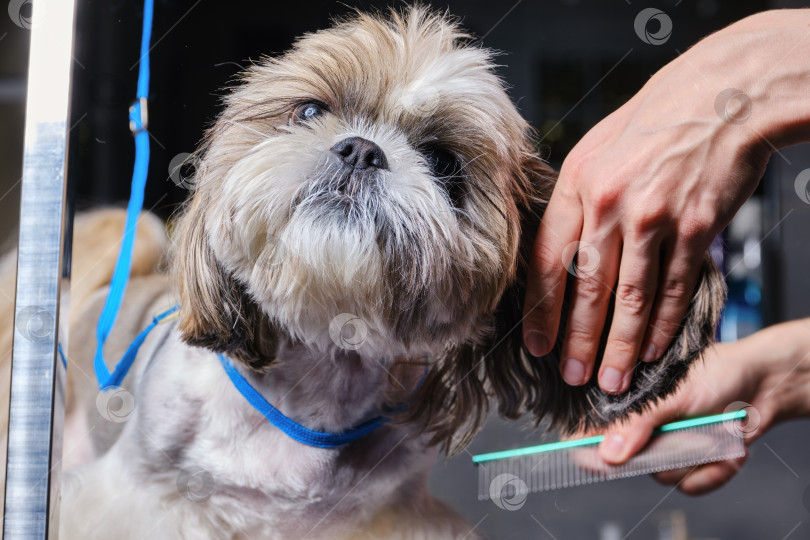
[{"left": 0, "top": 6, "right": 725, "bottom": 539}]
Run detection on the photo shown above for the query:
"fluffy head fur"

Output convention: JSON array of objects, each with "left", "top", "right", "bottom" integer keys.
[{"left": 171, "top": 6, "right": 724, "bottom": 453}]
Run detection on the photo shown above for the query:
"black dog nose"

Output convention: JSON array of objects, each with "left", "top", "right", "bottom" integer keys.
[{"left": 330, "top": 137, "right": 389, "bottom": 171}]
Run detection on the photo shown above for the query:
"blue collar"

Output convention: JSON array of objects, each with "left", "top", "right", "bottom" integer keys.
[
  {"left": 219, "top": 354, "right": 400, "bottom": 448},
  {"left": 93, "top": 304, "right": 426, "bottom": 449}
]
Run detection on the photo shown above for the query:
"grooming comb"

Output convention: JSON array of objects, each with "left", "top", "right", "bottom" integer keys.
[{"left": 473, "top": 411, "right": 747, "bottom": 500}]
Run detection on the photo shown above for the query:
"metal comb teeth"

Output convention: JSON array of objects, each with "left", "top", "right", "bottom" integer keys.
[{"left": 474, "top": 411, "right": 747, "bottom": 500}]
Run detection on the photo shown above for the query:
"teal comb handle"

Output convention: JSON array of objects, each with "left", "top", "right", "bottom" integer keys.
[{"left": 472, "top": 410, "right": 748, "bottom": 464}]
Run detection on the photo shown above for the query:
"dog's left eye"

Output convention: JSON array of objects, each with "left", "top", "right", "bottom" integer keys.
[
  {"left": 291, "top": 102, "right": 327, "bottom": 125},
  {"left": 423, "top": 146, "right": 465, "bottom": 208}
]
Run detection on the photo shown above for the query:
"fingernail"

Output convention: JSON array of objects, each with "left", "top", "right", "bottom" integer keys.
[
  {"left": 601, "top": 434, "right": 625, "bottom": 461},
  {"left": 622, "top": 370, "right": 633, "bottom": 392},
  {"left": 641, "top": 343, "right": 658, "bottom": 363},
  {"left": 600, "top": 367, "right": 623, "bottom": 393},
  {"left": 526, "top": 331, "right": 549, "bottom": 357},
  {"left": 562, "top": 358, "right": 585, "bottom": 385}
]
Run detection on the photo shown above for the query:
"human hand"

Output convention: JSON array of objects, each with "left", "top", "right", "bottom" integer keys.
[
  {"left": 595, "top": 319, "right": 810, "bottom": 495},
  {"left": 521, "top": 10, "right": 810, "bottom": 393}
]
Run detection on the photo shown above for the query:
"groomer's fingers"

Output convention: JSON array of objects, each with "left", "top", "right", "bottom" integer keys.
[
  {"left": 559, "top": 227, "right": 621, "bottom": 387},
  {"left": 654, "top": 454, "right": 747, "bottom": 495},
  {"left": 523, "top": 185, "right": 583, "bottom": 358},
  {"left": 598, "top": 421, "right": 656, "bottom": 465},
  {"left": 598, "top": 395, "right": 681, "bottom": 464},
  {"left": 600, "top": 235, "right": 661, "bottom": 393},
  {"left": 641, "top": 237, "right": 706, "bottom": 363}
]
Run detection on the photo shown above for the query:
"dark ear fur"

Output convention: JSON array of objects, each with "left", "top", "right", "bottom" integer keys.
[
  {"left": 172, "top": 195, "right": 278, "bottom": 371},
  {"left": 402, "top": 154, "right": 555, "bottom": 453}
]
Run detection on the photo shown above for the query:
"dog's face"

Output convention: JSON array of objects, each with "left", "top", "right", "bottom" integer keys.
[
  {"left": 174, "top": 8, "right": 550, "bottom": 362},
  {"left": 171, "top": 7, "right": 722, "bottom": 452}
]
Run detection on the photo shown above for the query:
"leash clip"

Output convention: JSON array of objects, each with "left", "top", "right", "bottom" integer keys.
[{"left": 128, "top": 96, "right": 149, "bottom": 135}]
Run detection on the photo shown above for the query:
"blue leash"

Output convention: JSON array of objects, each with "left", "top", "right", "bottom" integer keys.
[
  {"left": 85, "top": 0, "right": 417, "bottom": 448},
  {"left": 57, "top": 343, "right": 67, "bottom": 369},
  {"left": 93, "top": 0, "right": 154, "bottom": 391},
  {"left": 97, "top": 304, "right": 179, "bottom": 389}
]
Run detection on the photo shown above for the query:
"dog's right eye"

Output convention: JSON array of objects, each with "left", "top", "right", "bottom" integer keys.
[
  {"left": 291, "top": 102, "right": 327, "bottom": 125},
  {"left": 422, "top": 146, "right": 465, "bottom": 208}
]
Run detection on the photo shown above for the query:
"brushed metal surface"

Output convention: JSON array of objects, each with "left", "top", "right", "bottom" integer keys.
[{"left": 3, "top": 0, "right": 77, "bottom": 538}]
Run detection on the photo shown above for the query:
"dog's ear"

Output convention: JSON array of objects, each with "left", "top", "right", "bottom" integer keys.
[
  {"left": 172, "top": 194, "right": 277, "bottom": 370},
  {"left": 475, "top": 153, "right": 726, "bottom": 438},
  {"left": 401, "top": 153, "right": 556, "bottom": 454},
  {"left": 477, "top": 153, "right": 557, "bottom": 431}
]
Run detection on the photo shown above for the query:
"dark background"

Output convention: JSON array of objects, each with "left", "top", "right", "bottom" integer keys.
[{"left": 2, "top": 1, "right": 810, "bottom": 538}]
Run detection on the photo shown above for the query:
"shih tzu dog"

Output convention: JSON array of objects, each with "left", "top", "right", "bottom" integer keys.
[{"left": 2, "top": 5, "right": 726, "bottom": 539}]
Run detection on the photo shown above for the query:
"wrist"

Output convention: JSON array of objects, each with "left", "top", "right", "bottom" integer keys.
[{"left": 725, "top": 10, "right": 810, "bottom": 149}]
